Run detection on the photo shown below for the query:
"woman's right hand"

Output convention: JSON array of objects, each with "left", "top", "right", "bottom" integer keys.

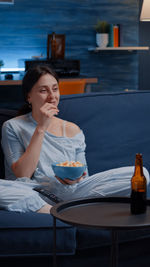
[{"left": 37, "top": 102, "right": 59, "bottom": 131}]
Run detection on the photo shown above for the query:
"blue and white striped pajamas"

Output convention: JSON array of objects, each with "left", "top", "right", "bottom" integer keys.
[{"left": 0, "top": 113, "right": 149, "bottom": 212}]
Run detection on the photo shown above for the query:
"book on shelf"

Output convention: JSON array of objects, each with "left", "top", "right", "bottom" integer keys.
[
  {"left": 108, "top": 24, "right": 122, "bottom": 47},
  {"left": 108, "top": 24, "right": 114, "bottom": 47},
  {"left": 113, "top": 25, "right": 119, "bottom": 47}
]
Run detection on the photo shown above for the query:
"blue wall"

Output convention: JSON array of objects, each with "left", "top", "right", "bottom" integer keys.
[
  {"left": 139, "top": 0, "right": 150, "bottom": 91},
  {"left": 0, "top": 0, "right": 140, "bottom": 92}
]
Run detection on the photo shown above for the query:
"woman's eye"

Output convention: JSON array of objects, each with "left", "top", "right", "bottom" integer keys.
[
  {"left": 53, "top": 87, "right": 58, "bottom": 91},
  {"left": 40, "top": 89, "right": 47, "bottom": 93}
]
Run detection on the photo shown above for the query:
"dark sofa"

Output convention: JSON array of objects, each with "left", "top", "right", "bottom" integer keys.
[{"left": 1, "top": 91, "right": 150, "bottom": 267}]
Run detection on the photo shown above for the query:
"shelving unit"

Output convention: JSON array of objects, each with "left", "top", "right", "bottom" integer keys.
[{"left": 88, "top": 46, "right": 149, "bottom": 52}]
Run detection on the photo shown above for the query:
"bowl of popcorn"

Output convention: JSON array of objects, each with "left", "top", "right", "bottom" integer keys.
[{"left": 52, "top": 161, "right": 86, "bottom": 180}]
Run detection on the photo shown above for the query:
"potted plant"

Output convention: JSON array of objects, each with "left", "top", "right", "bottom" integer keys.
[{"left": 94, "top": 20, "right": 110, "bottom": 47}]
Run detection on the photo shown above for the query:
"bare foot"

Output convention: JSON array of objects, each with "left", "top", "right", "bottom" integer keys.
[{"left": 37, "top": 204, "right": 52, "bottom": 214}]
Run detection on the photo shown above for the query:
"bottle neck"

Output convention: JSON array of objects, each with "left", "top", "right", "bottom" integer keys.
[{"left": 134, "top": 155, "right": 144, "bottom": 177}]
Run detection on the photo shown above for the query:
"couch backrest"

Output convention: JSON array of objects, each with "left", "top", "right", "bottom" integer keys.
[
  {"left": 0, "top": 91, "right": 150, "bottom": 179},
  {"left": 58, "top": 91, "right": 150, "bottom": 175}
]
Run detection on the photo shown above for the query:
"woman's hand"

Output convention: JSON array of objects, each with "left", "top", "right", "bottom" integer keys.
[
  {"left": 37, "top": 103, "right": 59, "bottom": 131},
  {"left": 55, "top": 172, "right": 87, "bottom": 185}
]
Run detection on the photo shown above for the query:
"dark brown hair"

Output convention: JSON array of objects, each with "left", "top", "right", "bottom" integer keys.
[{"left": 18, "top": 64, "right": 59, "bottom": 115}]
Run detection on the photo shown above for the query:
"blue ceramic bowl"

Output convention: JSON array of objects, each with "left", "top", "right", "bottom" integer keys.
[{"left": 52, "top": 162, "right": 86, "bottom": 180}]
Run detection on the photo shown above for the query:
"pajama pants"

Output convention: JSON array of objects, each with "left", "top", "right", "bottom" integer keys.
[{"left": 0, "top": 166, "right": 149, "bottom": 212}]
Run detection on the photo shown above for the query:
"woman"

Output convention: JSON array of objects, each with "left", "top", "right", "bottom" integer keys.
[{"left": 0, "top": 65, "right": 149, "bottom": 213}]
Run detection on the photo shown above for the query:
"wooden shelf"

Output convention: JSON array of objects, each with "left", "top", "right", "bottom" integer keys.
[{"left": 88, "top": 46, "right": 149, "bottom": 52}]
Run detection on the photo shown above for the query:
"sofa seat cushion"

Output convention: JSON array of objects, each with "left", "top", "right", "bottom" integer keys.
[{"left": 0, "top": 210, "right": 76, "bottom": 256}]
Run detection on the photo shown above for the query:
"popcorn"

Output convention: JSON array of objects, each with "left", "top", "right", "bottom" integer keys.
[{"left": 56, "top": 161, "right": 83, "bottom": 167}]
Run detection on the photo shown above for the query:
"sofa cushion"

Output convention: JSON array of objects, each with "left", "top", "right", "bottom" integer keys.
[
  {"left": 0, "top": 210, "right": 76, "bottom": 256},
  {"left": 58, "top": 91, "right": 150, "bottom": 176}
]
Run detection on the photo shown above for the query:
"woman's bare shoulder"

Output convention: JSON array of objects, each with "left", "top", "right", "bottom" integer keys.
[
  {"left": 65, "top": 120, "right": 81, "bottom": 137},
  {"left": 54, "top": 117, "right": 80, "bottom": 138}
]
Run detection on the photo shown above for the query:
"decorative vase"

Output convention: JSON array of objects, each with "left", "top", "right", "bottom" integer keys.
[{"left": 96, "top": 33, "right": 109, "bottom": 48}]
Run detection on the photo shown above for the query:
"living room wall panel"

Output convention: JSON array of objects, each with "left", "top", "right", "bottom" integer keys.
[{"left": 0, "top": 0, "right": 140, "bottom": 92}]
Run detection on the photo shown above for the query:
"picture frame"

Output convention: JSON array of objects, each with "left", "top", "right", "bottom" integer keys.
[{"left": 47, "top": 33, "right": 65, "bottom": 60}]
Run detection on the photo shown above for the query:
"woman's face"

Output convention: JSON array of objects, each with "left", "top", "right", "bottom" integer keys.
[{"left": 27, "top": 73, "right": 60, "bottom": 112}]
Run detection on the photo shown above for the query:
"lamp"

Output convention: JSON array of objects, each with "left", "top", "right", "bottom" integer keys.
[{"left": 140, "top": 0, "right": 150, "bottom": 21}]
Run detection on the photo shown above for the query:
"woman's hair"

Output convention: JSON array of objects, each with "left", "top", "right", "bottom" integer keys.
[{"left": 18, "top": 64, "right": 59, "bottom": 115}]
